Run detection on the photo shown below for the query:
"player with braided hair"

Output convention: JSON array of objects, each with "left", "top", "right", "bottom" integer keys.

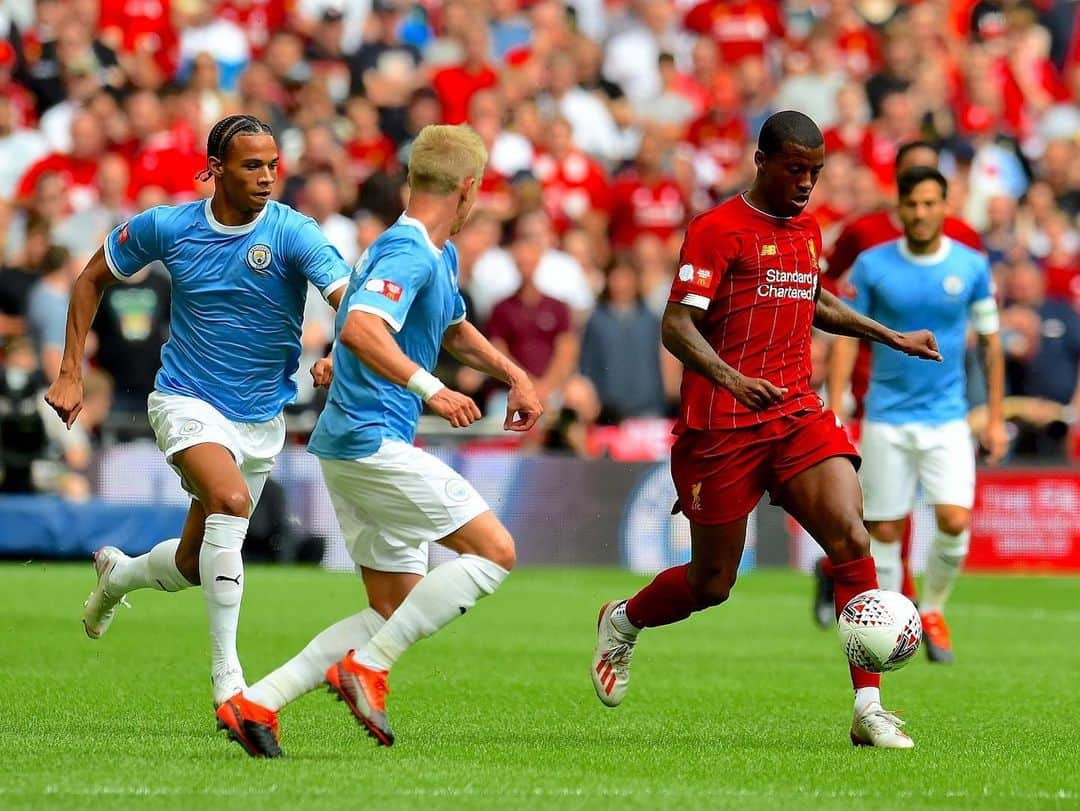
[{"left": 46, "top": 114, "right": 352, "bottom": 706}]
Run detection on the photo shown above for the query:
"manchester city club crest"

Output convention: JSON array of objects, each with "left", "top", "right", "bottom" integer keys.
[{"left": 246, "top": 243, "right": 273, "bottom": 273}]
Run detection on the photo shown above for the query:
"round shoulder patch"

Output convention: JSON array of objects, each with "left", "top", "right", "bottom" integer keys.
[
  {"left": 678, "top": 264, "right": 694, "bottom": 282},
  {"left": 247, "top": 244, "right": 273, "bottom": 273}
]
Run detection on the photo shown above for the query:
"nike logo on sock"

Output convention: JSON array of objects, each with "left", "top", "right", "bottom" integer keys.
[{"left": 215, "top": 574, "right": 242, "bottom": 585}]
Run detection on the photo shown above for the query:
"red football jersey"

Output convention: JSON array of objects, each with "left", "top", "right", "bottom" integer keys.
[
  {"left": 609, "top": 171, "right": 687, "bottom": 249},
  {"left": 532, "top": 150, "right": 612, "bottom": 235},
  {"left": 668, "top": 195, "right": 824, "bottom": 431},
  {"left": 683, "top": 0, "right": 785, "bottom": 64}
]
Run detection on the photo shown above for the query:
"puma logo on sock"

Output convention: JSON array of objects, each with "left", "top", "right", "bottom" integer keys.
[{"left": 215, "top": 574, "right": 242, "bottom": 585}]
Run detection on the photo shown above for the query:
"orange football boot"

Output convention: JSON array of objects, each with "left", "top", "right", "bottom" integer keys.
[{"left": 326, "top": 654, "right": 394, "bottom": 746}]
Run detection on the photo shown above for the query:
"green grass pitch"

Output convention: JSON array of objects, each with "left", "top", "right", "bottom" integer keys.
[{"left": 1, "top": 563, "right": 1077, "bottom": 810}]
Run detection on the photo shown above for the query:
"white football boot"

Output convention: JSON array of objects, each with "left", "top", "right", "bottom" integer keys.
[
  {"left": 82, "top": 546, "right": 130, "bottom": 639},
  {"left": 591, "top": 601, "right": 638, "bottom": 707},
  {"left": 851, "top": 703, "right": 915, "bottom": 749}
]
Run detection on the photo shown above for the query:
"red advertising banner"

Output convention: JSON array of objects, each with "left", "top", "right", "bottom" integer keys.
[{"left": 967, "top": 469, "right": 1080, "bottom": 573}]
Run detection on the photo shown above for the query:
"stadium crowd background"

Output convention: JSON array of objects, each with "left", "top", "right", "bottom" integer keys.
[{"left": 0, "top": 0, "right": 1077, "bottom": 501}]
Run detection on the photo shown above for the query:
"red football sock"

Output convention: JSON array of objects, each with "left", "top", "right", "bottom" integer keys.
[
  {"left": 625, "top": 563, "right": 700, "bottom": 628},
  {"left": 831, "top": 556, "right": 882, "bottom": 690},
  {"left": 900, "top": 518, "right": 918, "bottom": 600}
]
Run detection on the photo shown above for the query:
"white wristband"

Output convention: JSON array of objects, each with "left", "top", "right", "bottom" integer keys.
[{"left": 406, "top": 369, "right": 445, "bottom": 401}]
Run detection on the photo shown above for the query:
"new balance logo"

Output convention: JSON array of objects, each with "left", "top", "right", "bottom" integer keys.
[{"left": 215, "top": 574, "right": 242, "bottom": 585}]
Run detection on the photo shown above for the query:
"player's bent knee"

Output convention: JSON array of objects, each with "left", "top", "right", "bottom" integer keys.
[
  {"left": 481, "top": 527, "right": 516, "bottom": 571},
  {"left": 826, "top": 521, "right": 870, "bottom": 563},
  {"left": 687, "top": 569, "right": 735, "bottom": 608},
  {"left": 935, "top": 510, "right": 970, "bottom": 536},
  {"left": 204, "top": 489, "right": 251, "bottom": 518}
]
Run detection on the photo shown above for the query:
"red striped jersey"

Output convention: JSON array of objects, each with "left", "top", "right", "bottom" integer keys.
[{"left": 668, "top": 194, "right": 824, "bottom": 430}]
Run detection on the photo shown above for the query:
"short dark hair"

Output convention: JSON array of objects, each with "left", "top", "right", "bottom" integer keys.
[
  {"left": 196, "top": 114, "right": 274, "bottom": 180},
  {"left": 897, "top": 165, "right": 948, "bottom": 198},
  {"left": 758, "top": 110, "right": 823, "bottom": 156},
  {"left": 894, "top": 140, "right": 940, "bottom": 171}
]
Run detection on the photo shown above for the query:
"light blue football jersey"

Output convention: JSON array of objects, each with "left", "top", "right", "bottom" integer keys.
[
  {"left": 308, "top": 215, "right": 467, "bottom": 460},
  {"left": 850, "top": 237, "right": 995, "bottom": 425},
  {"left": 104, "top": 199, "right": 350, "bottom": 422}
]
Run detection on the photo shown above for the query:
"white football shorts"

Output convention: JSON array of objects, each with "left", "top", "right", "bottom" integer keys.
[
  {"left": 859, "top": 418, "right": 976, "bottom": 520},
  {"left": 146, "top": 390, "right": 285, "bottom": 509},
  {"left": 319, "top": 439, "right": 490, "bottom": 576}
]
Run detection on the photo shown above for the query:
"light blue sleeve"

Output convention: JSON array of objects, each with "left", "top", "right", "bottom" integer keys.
[
  {"left": 848, "top": 255, "right": 872, "bottom": 317},
  {"left": 447, "top": 245, "right": 466, "bottom": 324},
  {"left": 345, "top": 249, "right": 433, "bottom": 333},
  {"left": 288, "top": 217, "right": 352, "bottom": 301},
  {"left": 103, "top": 207, "right": 163, "bottom": 279},
  {"left": 970, "top": 255, "right": 993, "bottom": 303},
  {"left": 450, "top": 291, "right": 467, "bottom": 325}
]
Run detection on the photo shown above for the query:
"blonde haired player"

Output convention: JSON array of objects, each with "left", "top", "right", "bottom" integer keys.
[{"left": 216, "top": 125, "right": 543, "bottom": 757}]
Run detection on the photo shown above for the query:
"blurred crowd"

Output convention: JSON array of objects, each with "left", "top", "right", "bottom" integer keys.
[{"left": 0, "top": 0, "right": 1077, "bottom": 496}]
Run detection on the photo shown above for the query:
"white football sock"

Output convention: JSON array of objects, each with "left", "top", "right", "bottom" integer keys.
[
  {"left": 200, "top": 514, "right": 249, "bottom": 680},
  {"left": 869, "top": 536, "right": 902, "bottom": 592},
  {"left": 611, "top": 601, "right": 640, "bottom": 637},
  {"left": 107, "top": 538, "right": 193, "bottom": 594},
  {"left": 354, "top": 554, "right": 508, "bottom": 671},
  {"left": 921, "top": 529, "right": 970, "bottom": 614},
  {"left": 854, "top": 686, "right": 881, "bottom": 715},
  {"left": 244, "top": 608, "right": 385, "bottom": 711}
]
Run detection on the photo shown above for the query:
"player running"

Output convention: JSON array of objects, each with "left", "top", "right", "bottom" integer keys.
[
  {"left": 590, "top": 111, "right": 941, "bottom": 749},
  {"left": 834, "top": 166, "right": 1006, "bottom": 663},
  {"left": 45, "top": 115, "right": 351, "bottom": 705},
  {"left": 810, "top": 141, "right": 984, "bottom": 625},
  {"left": 215, "top": 124, "right": 543, "bottom": 758}
]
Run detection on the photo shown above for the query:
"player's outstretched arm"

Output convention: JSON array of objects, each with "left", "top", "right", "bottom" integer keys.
[
  {"left": 339, "top": 310, "right": 482, "bottom": 428},
  {"left": 661, "top": 302, "right": 787, "bottom": 411},
  {"left": 442, "top": 320, "right": 543, "bottom": 431},
  {"left": 814, "top": 287, "right": 942, "bottom": 361},
  {"left": 44, "top": 248, "right": 118, "bottom": 428},
  {"left": 977, "top": 330, "right": 1008, "bottom": 463}
]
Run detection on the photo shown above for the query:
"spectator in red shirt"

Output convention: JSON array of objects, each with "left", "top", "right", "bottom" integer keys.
[
  {"left": 486, "top": 238, "right": 580, "bottom": 407},
  {"left": 683, "top": 0, "right": 785, "bottom": 65},
  {"left": 98, "top": 0, "right": 179, "bottom": 78},
  {"left": 344, "top": 96, "right": 399, "bottom": 184},
  {"left": 0, "top": 42, "right": 37, "bottom": 129},
  {"left": 683, "top": 75, "right": 749, "bottom": 196},
  {"left": 859, "top": 88, "right": 922, "bottom": 189},
  {"left": 432, "top": 26, "right": 498, "bottom": 125},
  {"left": 532, "top": 116, "right": 611, "bottom": 238},
  {"left": 17, "top": 112, "right": 108, "bottom": 213},
  {"left": 823, "top": 82, "right": 870, "bottom": 157},
  {"left": 610, "top": 131, "right": 687, "bottom": 252}
]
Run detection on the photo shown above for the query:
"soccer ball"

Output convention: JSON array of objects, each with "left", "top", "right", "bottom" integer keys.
[{"left": 837, "top": 589, "right": 922, "bottom": 673}]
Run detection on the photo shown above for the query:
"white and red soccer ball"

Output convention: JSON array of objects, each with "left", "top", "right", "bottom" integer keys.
[{"left": 838, "top": 589, "right": 922, "bottom": 673}]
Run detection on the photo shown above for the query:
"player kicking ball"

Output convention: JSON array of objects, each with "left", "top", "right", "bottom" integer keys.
[
  {"left": 216, "top": 124, "right": 542, "bottom": 757},
  {"left": 835, "top": 166, "right": 1006, "bottom": 663},
  {"left": 45, "top": 115, "right": 351, "bottom": 706},
  {"left": 590, "top": 111, "right": 941, "bottom": 749}
]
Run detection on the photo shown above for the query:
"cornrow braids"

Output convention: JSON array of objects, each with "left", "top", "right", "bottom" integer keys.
[{"left": 195, "top": 114, "right": 274, "bottom": 182}]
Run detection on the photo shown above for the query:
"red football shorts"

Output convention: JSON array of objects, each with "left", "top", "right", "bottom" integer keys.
[{"left": 670, "top": 409, "right": 860, "bottom": 526}]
